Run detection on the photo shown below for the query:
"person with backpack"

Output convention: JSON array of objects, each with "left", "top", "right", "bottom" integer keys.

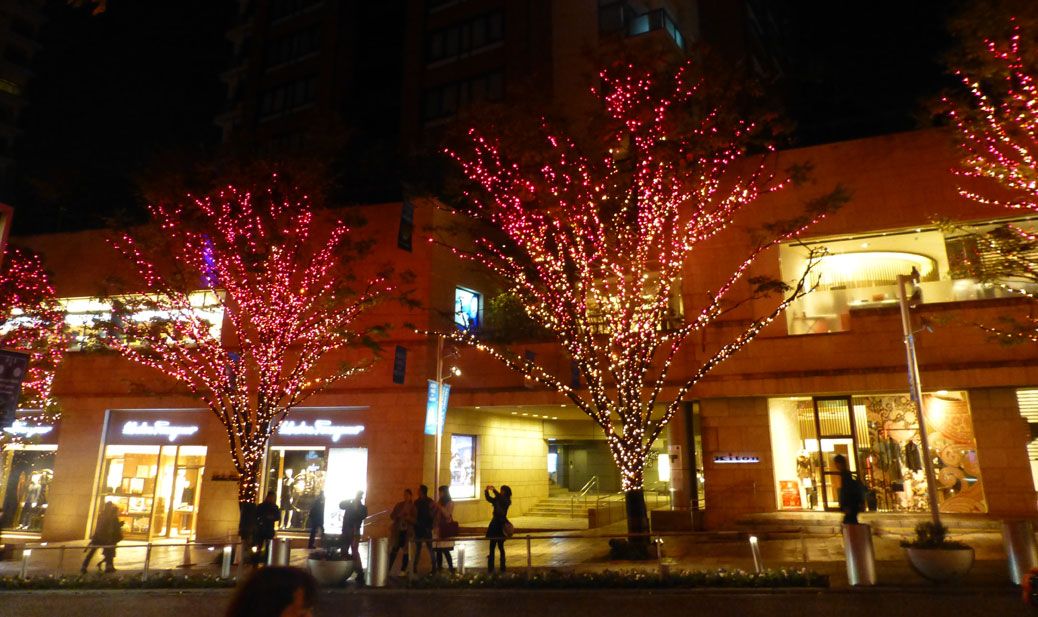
[
  {"left": 411, "top": 485, "right": 436, "bottom": 573},
  {"left": 834, "top": 454, "right": 865, "bottom": 524}
]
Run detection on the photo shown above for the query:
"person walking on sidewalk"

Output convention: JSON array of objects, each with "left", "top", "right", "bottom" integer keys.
[
  {"left": 306, "top": 493, "right": 324, "bottom": 549},
  {"left": 386, "top": 488, "right": 416, "bottom": 574},
  {"left": 484, "top": 484, "right": 511, "bottom": 572},
  {"left": 254, "top": 490, "right": 281, "bottom": 564},
  {"left": 432, "top": 485, "right": 456, "bottom": 572},
  {"left": 412, "top": 485, "right": 436, "bottom": 573},
  {"left": 834, "top": 454, "right": 865, "bottom": 525},
  {"left": 340, "top": 490, "right": 367, "bottom": 585},
  {"left": 82, "top": 501, "right": 123, "bottom": 573}
]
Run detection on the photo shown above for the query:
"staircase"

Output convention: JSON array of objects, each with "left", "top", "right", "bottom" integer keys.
[{"left": 525, "top": 489, "right": 600, "bottom": 519}]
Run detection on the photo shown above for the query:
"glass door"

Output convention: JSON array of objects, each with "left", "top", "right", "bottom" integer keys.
[{"left": 812, "top": 397, "right": 859, "bottom": 511}]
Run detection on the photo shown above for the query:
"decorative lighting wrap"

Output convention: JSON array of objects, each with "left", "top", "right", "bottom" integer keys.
[
  {"left": 0, "top": 247, "right": 68, "bottom": 446},
  {"left": 947, "top": 20, "right": 1038, "bottom": 343},
  {"left": 437, "top": 62, "right": 832, "bottom": 492},
  {"left": 108, "top": 177, "right": 393, "bottom": 503}
]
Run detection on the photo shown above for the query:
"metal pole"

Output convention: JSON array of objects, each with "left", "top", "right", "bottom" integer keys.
[
  {"left": 19, "top": 548, "right": 30, "bottom": 578},
  {"left": 57, "top": 546, "right": 66, "bottom": 576},
  {"left": 457, "top": 544, "right": 466, "bottom": 575},
  {"left": 221, "top": 545, "right": 233, "bottom": 578},
  {"left": 897, "top": 273, "right": 942, "bottom": 528},
  {"left": 435, "top": 335, "right": 444, "bottom": 491},
  {"left": 656, "top": 536, "right": 664, "bottom": 580},
  {"left": 142, "top": 544, "right": 152, "bottom": 581},
  {"left": 526, "top": 535, "right": 532, "bottom": 574},
  {"left": 749, "top": 535, "right": 763, "bottom": 573}
]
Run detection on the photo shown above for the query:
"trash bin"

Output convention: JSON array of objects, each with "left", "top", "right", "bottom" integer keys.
[
  {"left": 366, "top": 537, "right": 389, "bottom": 587},
  {"left": 1002, "top": 520, "right": 1038, "bottom": 585},
  {"left": 268, "top": 538, "right": 291, "bottom": 566},
  {"left": 842, "top": 523, "right": 876, "bottom": 586}
]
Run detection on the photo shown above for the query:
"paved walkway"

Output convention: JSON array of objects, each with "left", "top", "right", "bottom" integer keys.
[{"left": 0, "top": 521, "right": 1024, "bottom": 589}]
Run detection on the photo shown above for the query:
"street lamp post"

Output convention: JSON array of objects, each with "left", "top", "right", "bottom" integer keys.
[
  {"left": 896, "top": 270, "right": 942, "bottom": 527},
  {"left": 433, "top": 335, "right": 460, "bottom": 493}
]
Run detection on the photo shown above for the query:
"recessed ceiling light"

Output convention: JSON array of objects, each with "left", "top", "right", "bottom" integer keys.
[
  {"left": 522, "top": 413, "right": 529, "bottom": 416},
  {"left": 552, "top": 416, "right": 558, "bottom": 420}
]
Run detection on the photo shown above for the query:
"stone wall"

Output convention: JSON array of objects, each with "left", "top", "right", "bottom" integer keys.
[{"left": 969, "top": 387, "right": 1038, "bottom": 517}]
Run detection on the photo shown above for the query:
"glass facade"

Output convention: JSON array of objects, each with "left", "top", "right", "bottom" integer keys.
[
  {"left": 0, "top": 446, "right": 55, "bottom": 532},
  {"left": 263, "top": 446, "right": 367, "bottom": 535},
  {"left": 95, "top": 444, "right": 206, "bottom": 539},
  {"left": 769, "top": 391, "right": 986, "bottom": 514}
]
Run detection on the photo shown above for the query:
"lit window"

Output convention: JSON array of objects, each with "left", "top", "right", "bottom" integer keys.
[
  {"left": 449, "top": 434, "right": 476, "bottom": 499},
  {"left": 454, "top": 287, "right": 481, "bottom": 330}
]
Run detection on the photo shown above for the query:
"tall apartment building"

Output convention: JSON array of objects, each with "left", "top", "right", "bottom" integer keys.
[{"left": 0, "top": 0, "right": 45, "bottom": 185}]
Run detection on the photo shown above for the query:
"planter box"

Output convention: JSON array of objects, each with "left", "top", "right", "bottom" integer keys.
[
  {"left": 905, "top": 547, "right": 974, "bottom": 582},
  {"left": 306, "top": 559, "right": 354, "bottom": 586}
]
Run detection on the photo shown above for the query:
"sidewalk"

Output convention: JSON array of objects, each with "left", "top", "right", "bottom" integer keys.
[{"left": 0, "top": 522, "right": 1024, "bottom": 590}]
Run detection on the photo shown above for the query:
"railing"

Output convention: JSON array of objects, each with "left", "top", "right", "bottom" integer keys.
[
  {"left": 1, "top": 527, "right": 814, "bottom": 581},
  {"left": 570, "top": 476, "right": 600, "bottom": 517}
]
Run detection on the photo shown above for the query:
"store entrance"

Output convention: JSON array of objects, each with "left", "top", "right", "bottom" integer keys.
[
  {"left": 812, "top": 397, "right": 859, "bottom": 511},
  {"left": 264, "top": 446, "right": 367, "bottom": 535}
]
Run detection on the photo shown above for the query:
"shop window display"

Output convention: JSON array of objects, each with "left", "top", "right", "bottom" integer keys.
[
  {"left": 768, "top": 392, "right": 986, "bottom": 514},
  {"left": 95, "top": 445, "right": 206, "bottom": 539},
  {"left": 0, "top": 448, "right": 55, "bottom": 532},
  {"left": 264, "top": 446, "right": 367, "bottom": 535}
]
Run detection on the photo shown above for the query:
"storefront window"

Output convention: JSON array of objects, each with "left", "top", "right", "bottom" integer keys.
[
  {"left": 1, "top": 414, "right": 59, "bottom": 534},
  {"left": 449, "top": 434, "right": 476, "bottom": 499},
  {"left": 768, "top": 392, "right": 986, "bottom": 513},
  {"left": 96, "top": 444, "right": 207, "bottom": 539}
]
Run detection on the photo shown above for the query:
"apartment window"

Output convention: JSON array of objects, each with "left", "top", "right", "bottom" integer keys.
[
  {"left": 449, "top": 434, "right": 476, "bottom": 499},
  {"left": 454, "top": 287, "right": 481, "bottom": 331},
  {"left": 263, "top": 26, "right": 320, "bottom": 68},
  {"left": 427, "top": 11, "right": 503, "bottom": 65},
  {"left": 422, "top": 71, "right": 503, "bottom": 122},
  {"left": 258, "top": 75, "right": 317, "bottom": 119}
]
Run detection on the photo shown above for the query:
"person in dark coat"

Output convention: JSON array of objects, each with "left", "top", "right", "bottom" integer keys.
[
  {"left": 386, "top": 489, "right": 416, "bottom": 574},
  {"left": 306, "top": 493, "right": 325, "bottom": 549},
  {"left": 254, "top": 490, "right": 281, "bottom": 563},
  {"left": 484, "top": 484, "right": 512, "bottom": 572},
  {"left": 412, "top": 485, "right": 436, "bottom": 573},
  {"left": 340, "top": 490, "right": 367, "bottom": 584},
  {"left": 834, "top": 454, "right": 864, "bottom": 525},
  {"left": 82, "top": 501, "right": 123, "bottom": 573}
]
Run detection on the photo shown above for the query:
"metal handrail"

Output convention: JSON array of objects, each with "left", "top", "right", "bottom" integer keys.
[{"left": 570, "top": 476, "right": 599, "bottom": 516}]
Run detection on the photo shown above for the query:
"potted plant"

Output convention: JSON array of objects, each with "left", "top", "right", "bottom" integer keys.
[
  {"left": 901, "top": 521, "right": 974, "bottom": 582},
  {"left": 306, "top": 546, "right": 354, "bottom": 586}
]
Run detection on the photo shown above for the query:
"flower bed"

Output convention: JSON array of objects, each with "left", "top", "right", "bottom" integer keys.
[
  {"left": 0, "top": 573, "right": 235, "bottom": 591},
  {"left": 409, "top": 568, "right": 828, "bottom": 589}
]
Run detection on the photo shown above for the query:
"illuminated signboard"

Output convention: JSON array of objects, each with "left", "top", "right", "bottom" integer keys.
[
  {"left": 122, "top": 421, "right": 199, "bottom": 442},
  {"left": 277, "top": 420, "right": 364, "bottom": 442},
  {"left": 713, "top": 454, "right": 760, "bottom": 464},
  {"left": 2, "top": 420, "right": 54, "bottom": 438}
]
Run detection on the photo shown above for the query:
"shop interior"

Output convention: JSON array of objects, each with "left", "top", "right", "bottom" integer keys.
[
  {"left": 768, "top": 392, "right": 986, "bottom": 514},
  {"left": 0, "top": 446, "right": 55, "bottom": 532},
  {"left": 95, "top": 445, "right": 206, "bottom": 539},
  {"left": 263, "top": 446, "right": 367, "bottom": 535}
]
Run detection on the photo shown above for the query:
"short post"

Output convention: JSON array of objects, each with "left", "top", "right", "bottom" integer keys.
[
  {"left": 842, "top": 523, "right": 876, "bottom": 586},
  {"left": 407, "top": 540, "right": 415, "bottom": 584},
  {"left": 19, "top": 548, "right": 31, "bottom": 578},
  {"left": 221, "top": 545, "right": 233, "bottom": 578},
  {"left": 180, "top": 538, "right": 193, "bottom": 568},
  {"left": 57, "top": 546, "right": 66, "bottom": 576},
  {"left": 656, "top": 536, "right": 665, "bottom": 580},
  {"left": 142, "top": 544, "right": 153, "bottom": 581},
  {"left": 801, "top": 532, "right": 808, "bottom": 564},
  {"left": 749, "top": 535, "right": 763, "bottom": 573},
  {"left": 457, "top": 545, "right": 466, "bottom": 575},
  {"left": 526, "top": 535, "right": 532, "bottom": 575},
  {"left": 1002, "top": 520, "right": 1038, "bottom": 585}
]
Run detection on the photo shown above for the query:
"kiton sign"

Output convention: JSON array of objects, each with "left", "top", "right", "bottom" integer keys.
[
  {"left": 277, "top": 420, "right": 364, "bottom": 442},
  {"left": 122, "top": 421, "right": 200, "bottom": 442},
  {"left": 713, "top": 454, "right": 760, "bottom": 464}
]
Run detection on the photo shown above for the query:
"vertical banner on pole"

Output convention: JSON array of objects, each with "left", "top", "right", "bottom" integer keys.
[{"left": 425, "top": 380, "right": 450, "bottom": 435}]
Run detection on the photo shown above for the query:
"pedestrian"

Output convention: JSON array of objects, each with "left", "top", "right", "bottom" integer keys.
[
  {"left": 340, "top": 490, "right": 367, "bottom": 585},
  {"left": 834, "top": 454, "right": 865, "bottom": 525},
  {"left": 484, "top": 484, "right": 512, "bottom": 572},
  {"left": 254, "top": 490, "right": 281, "bottom": 564},
  {"left": 386, "top": 488, "right": 416, "bottom": 574},
  {"left": 224, "top": 565, "right": 317, "bottom": 617},
  {"left": 306, "top": 493, "right": 325, "bottom": 549},
  {"left": 432, "top": 485, "right": 456, "bottom": 573},
  {"left": 412, "top": 484, "right": 436, "bottom": 573},
  {"left": 82, "top": 501, "right": 123, "bottom": 573}
]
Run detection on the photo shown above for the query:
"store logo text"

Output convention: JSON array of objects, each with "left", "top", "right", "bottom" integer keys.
[
  {"left": 278, "top": 420, "right": 364, "bottom": 442},
  {"left": 122, "top": 421, "right": 199, "bottom": 442}
]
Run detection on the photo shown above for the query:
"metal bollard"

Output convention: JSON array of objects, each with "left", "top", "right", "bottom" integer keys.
[
  {"left": 19, "top": 548, "right": 31, "bottom": 578},
  {"left": 142, "top": 544, "right": 153, "bottom": 581},
  {"left": 1002, "top": 520, "right": 1038, "bottom": 585},
  {"left": 407, "top": 540, "right": 415, "bottom": 583},
  {"left": 748, "top": 535, "right": 763, "bottom": 573},
  {"left": 221, "top": 545, "right": 233, "bottom": 578},
  {"left": 366, "top": 537, "right": 389, "bottom": 587},
  {"left": 180, "top": 538, "right": 193, "bottom": 568},
  {"left": 457, "top": 545, "right": 466, "bottom": 575},
  {"left": 842, "top": 523, "right": 876, "bottom": 586},
  {"left": 656, "top": 537, "right": 665, "bottom": 580},
  {"left": 57, "top": 546, "right": 66, "bottom": 576}
]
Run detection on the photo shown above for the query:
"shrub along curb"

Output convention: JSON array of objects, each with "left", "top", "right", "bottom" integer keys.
[
  {"left": 0, "top": 573, "right": 235, "bottom": 591},
  {"left": 406, "top": 568, "right": 829, "bottom": 589}
]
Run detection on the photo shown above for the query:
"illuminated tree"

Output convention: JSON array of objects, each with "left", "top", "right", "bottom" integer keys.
[
  {"left": 0, "top": 247, "right": 67, "bottom": 447},
  {"left": 437, "top": 62, "right": 844, "bottom": 541},
  {"left": 109, "top": 177, "right": 392, "bottom": 505},
  {"left": 946, "top": 21, "right": 1038, "bottom": 343}
]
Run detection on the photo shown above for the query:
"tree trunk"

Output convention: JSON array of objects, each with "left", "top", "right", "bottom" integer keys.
[
  {"left": 624, "top": 489, "right": 650, "bottom": 539},
  {"left": 237, "top": 461, "right": 261, "bottom": 505}
]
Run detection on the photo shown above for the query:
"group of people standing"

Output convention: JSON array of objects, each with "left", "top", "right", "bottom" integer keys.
[{"left": 386, "top": 483, "right": 511, "bottom": 574}]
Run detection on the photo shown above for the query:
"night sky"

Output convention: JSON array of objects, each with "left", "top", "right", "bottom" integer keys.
[{"left": 4, "top": 0, "right": 963, "bottom": 236}]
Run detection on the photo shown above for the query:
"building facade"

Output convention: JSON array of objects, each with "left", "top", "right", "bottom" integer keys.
[{"left": 2, "top": 128, "right": 1037, "bottom": 544}]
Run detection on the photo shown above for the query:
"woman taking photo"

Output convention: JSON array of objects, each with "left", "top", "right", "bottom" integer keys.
[{"left": 484, "top": 484, "right": 511, "bottom": 572}]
